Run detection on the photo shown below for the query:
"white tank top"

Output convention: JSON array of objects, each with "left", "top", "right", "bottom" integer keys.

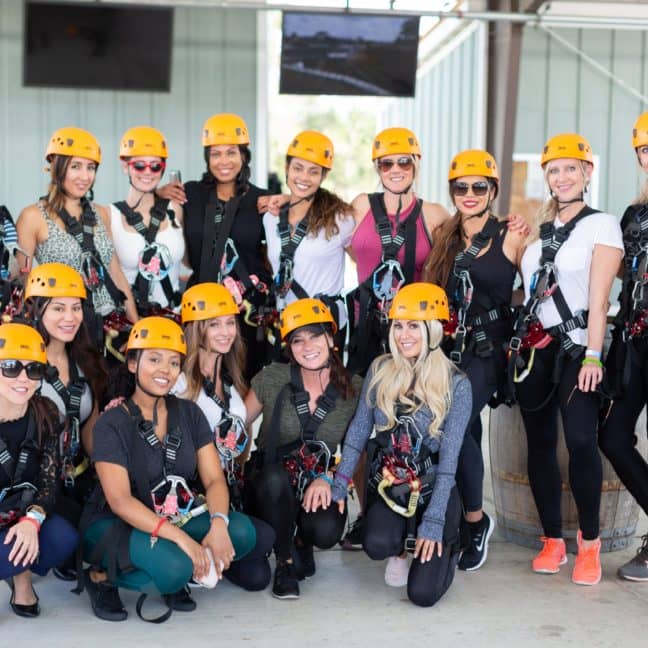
[{"left": 110, "top": 203, "right": 185, "bottom": 309}]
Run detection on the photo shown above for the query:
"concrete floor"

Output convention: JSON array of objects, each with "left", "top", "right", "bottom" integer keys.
[{"left": 3, "top": 417, "right": 648, "bottom": 646}]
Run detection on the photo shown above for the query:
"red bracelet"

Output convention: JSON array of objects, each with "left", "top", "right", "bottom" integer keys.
[
  {"left": 150, "top": 517, "right": 167, "bottom": 548},
  {"left": 19, "top": 516, "right": 41, "bottom": 532}
]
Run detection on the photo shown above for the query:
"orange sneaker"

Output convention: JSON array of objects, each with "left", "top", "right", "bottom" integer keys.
[
  {"left": 572, "top": 531, "right": 601, "bottom": 586},
  {"left": 532, "top": 537, "right": 567, "bottom": 574}
]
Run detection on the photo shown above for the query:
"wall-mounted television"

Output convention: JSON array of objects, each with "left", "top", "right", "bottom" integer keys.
[
  {"left": 280, "top": 12, "right": 420, "bottom": 97},
  {"left": 23, "top": 1, "right": 173, "bottom": 92}
]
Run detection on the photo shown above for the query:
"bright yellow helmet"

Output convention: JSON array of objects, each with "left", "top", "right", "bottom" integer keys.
[
  {"left": 279, "top": 298, "right": 337, "bottom": 341},
  {"left": 202, "top": 113, "right": 249, "bottom": 147},
  {"left": 372, "top": 127, "right": 421, "bottom": 160},
  {"left": 286, "top": 130, "right": 334, "bottom": 169},
  {"left": 127, "top": 317, "right": 186, "bottom": 355},
  {"left": 541, "top": 133, "right": 593, "bottom": 167},
  {"left": 181, "top": 283, "right": 239, "bottom": 323},
  {"left": 448, "top": 150, "right": 499, "bottom": 182},
  {"left": 0, "top": 323, "right": 47, "bottom": 364},
  {"left": 119, "top": 126, "right": 168, "bottom": 159},
  {"left": 46, "top": 127, "right": 101, "bottom": 164},
  {"left": 388, "top": 283, "right": 450, "bottom": 322},
  {"left": 25, "top": 263, "right": 87, "bottom": 300},
  {"left": 632, "top": 112, "right": 648, "bottom": 150}
]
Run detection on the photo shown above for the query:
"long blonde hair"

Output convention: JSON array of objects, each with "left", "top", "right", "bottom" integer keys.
[
  {"left": 182, "top": 318, "right": 247, "bottom": 401},
  {"left": 633, "top": 174, "right": 648, "bottom": 205},
  {"left": 527, "top": 160, "right": 591, "bottom": 245},
  {"left": 368, "top": 320, "right": 457, "bottom": 439}
]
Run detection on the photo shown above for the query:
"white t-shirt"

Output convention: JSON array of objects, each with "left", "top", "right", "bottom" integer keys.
[
  {"left": 40, "top": 364, "right": 93, "bottom": 425},
  {"left": 110, "top": 203, "right": 185, "bottom": 309},
  {"left": 521, "top": 210, "right": 623, "bottom": 346},
  {"left": 263, "top": 211, "right": 355, "bottom": 327},
  {"left": 171, "top": 372, "right": 247, "bottom": 468}
]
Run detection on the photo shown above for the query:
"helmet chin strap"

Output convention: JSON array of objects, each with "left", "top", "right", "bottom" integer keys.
[{"left": 553, "top": 193, "right": 584, "bottom": 212}]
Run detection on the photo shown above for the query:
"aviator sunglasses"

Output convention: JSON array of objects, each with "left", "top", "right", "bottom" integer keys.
[
  {"left": 0, "top": 360, "right": 46, "bottom": 380},
  {"left": 376, "top": 156, "right": 414, "bottom": 172},
  {"left": 128, "top": 160, "right": 166, "bottom": 174},
  {"left": 451, "top": 180, "right": 491, "bottom": 197}
]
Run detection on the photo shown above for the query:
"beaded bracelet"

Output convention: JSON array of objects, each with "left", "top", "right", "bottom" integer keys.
[
  {"left": 316, "top": 474, "right": 334, "bottom": 486},
  {"left": 581, "top": 356, "right": 603, "bottom": 368}
]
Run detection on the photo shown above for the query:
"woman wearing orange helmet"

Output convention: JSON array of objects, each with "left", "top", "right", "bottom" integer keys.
[
  {"left": 175, "top": 282, "right": 275, "bottom": 591},
  {"left": 513, "top": 134, "right": 623, "bottom": 586},
  {"left": 110, "top": 126, "right": 186, "bottom": 313},
  {"left": 330, "top": 283, "right": 471, "bottom": 607},
  {"left": 599, "top": 112, "right": 648, "bottom": 582},
  {"left": 159, "top": 114, "right": 271, "bottom": 379},
  {"left": 16, "top": 127, "right": 138, "bottom": 329},
  {"left": 82, "top": 317, "right": 257, "bottom": 622},
  {"left": 422, "top": 150, "right": 526, "bottom": 572},
  {"left": 23, "top": 263, "right": 108, "bottom": 580},
  {"left": 0, "top": 323, "right": 79, "bottom": 618},
  {"left": 346, "top": 127, "right": 450, "bottom": 376},
  {"left": 244, "top": 298, "right": 362, "bottom": 599},
  {"left": 264, "top": 130, "right": 354, "bottom": 338}
]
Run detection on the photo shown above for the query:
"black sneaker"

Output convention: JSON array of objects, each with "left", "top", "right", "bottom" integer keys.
[
  {"left": 340, "top": 515, "right": 364, "bottom": 551},
  {"left": 272, "top": 561, "right": 300, "bottom": 600},
  {"left": 458, "top": 512, "right": 495, "bottom": 571},
  {"left": 163, "top": 585, "right": 197, "bottom": 612},
  {"left": 618, "top": 534, "right": 648, "bottom": 582},
  {"left": 294, "top": 544, "right": 316, "bottom": 580},
  {"left": 84, "top": 569, "right": 128, "bottom": 622}
]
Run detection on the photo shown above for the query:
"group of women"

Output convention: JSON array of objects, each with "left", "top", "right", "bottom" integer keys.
[{"left": 0, "top": 109, "right": 647, "bottom": 624}]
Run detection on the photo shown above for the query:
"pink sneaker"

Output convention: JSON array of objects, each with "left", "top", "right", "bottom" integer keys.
[
  {"left": 532, "top": 537, "right": 567, "bottom": 574},
  {"left": 384, "top": 556, "right": 409, "bottom": 587},
  {"left": 572, "top": 531, "right": 602, "bottom": 586}
]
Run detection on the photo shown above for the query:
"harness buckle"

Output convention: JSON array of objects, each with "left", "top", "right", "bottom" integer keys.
[
  {"left": 509, "top": 336, "right": 522, "bottom": 352},
  {"left": 449, "top": 350, "right": 462, "bottom": 364},
  {"left": 276, "top": 259, "right": 294, "bottom": 298},
  {"left": 404, "top": 536, "right": 417, "bottom": 554}
]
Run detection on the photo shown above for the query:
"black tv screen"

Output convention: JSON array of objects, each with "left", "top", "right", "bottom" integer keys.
[
  {"left": 280, "top": 12, "right": 419, "bottom": 97},
  {"left": 24, "top": 1, "right": 173, "bottom": 92}
]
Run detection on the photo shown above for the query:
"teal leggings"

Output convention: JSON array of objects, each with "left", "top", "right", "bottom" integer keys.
[{"left": 83, "top": 512, "right": 256, "bottom": 595}]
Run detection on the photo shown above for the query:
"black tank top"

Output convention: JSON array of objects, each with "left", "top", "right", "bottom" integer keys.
[{"left": 465, "top": 222, "right": 516, "bottom": 337}]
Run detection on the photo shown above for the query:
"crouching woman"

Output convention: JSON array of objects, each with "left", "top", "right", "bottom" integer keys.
[
  {"left": 330, "top": 283, "right": 472, "bottom": 607},
  {"left": 81, "top": 317, "right": 257, "bottom": 622}
]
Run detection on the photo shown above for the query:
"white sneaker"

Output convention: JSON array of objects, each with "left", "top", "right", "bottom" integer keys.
[{"left": 384, "top": 556, "right": 409, "bottom": 587}]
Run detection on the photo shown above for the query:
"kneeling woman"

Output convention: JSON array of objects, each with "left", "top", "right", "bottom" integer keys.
[
  {"left": 245, "top": 299, "right": 362, "bottom": 599},
  {"left": 330, "top": 283, "right": 472, "bottom": 607},
  {"left": 0, "top": 323, "right": 78, "bottom": 618},
  {"left": 176, "top": 281, "right": 275, "bottom": 590},
  {"left": 82, "top": 317, "right": 258, "bottom": 622}
]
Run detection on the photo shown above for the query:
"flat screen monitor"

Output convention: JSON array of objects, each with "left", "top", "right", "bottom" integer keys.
[
  {"left": 24, "top": 1, "right": 173, "bottom": 92},
  {"left": 280, "top": 12, "right": 420, "bottom": 97}
]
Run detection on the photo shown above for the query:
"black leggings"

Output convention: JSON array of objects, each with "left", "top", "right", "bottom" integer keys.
[
  {"left": 516, "top": 345, "right": 602, "bottom": 540},
  {"left": 599, "top": 337, "right": 648, "bottom": 516},
  {"left": 363, "top": 487, "right": 462, "bottom": 607},
  {"left": 249, "top": 463, "right": 347, "bottom": 561},
  {"left": 224, "top": 515, "right": 275, "bottom": 591},
  {"left": 455, "top": 352, "right": 500, "bottom": 513}
]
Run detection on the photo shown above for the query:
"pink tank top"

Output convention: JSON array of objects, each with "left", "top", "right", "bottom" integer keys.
[{"left": 351, "top": 195, "right": 431, "bottom": 283}]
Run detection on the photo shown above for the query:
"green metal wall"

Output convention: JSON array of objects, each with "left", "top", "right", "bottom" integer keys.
[{"left": 0, "top": 1, "right": 259, "bottom": 216}]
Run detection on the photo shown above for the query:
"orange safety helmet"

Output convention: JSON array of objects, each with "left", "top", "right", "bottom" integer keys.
[
  {"left": 448, "top": 150, "right": 499, "bottom": 182},
  {"left": 541, "top": 133, "right": 594, "bottom": 167},
  {"left": 372, "top": 127, "right": 421, "bottom": 161},
  {"left": 45, "top": 126, "right": 102, "bottom": 164},
  {"left": 286, "top": 130, "right": 334, "bottom": 169},
  {"left": 388, "top": 283, "right": 450, "bottom": 322},
  {"left": 119, "top": 126, "right": 168, "bottom": 159},
  {"left": 25, "top": 263, "right": 87, "bottom": 300},
  {"left": 202, "top": 113, "right": 250, "bottom": 147},
  {"left": 0, "top": 323, "right": 47, "bottom": 364},
  {"left": 632, "top": 112, "right": 648, "bottom": 150},
  {"left": 279, "top": 298, "right": 337, "bottom": 341},
  {"left": 181, "top": 283, "right": 239, "bottom": 323},
  {"left": 127, "top": 317, "right": 186, "bottom": 355}
]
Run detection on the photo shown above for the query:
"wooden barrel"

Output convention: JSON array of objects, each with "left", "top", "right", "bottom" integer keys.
[{"left": 488, "top": 405, "right": 647, "bottom": 553}]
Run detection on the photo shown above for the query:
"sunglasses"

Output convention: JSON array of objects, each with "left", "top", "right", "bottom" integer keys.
[
  {"left": 128, "top": 160, "right": 166, "bottom": 173},
  {"left": 451, "top": 181, "right": 491, "bottom": 197},
  {"left": 0, "top": 360, "right": 46, "bottom": 380},
  {"left": 376, "top": 157, "right": 414, "bottom": 172}
]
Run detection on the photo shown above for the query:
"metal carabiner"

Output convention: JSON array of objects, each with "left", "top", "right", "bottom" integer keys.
[
  {"left": 220, "top": 238, "right": 240, "bottom": 278},
  {"left": 372, "top": 259, "right": 405, "bottom": 302}
]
